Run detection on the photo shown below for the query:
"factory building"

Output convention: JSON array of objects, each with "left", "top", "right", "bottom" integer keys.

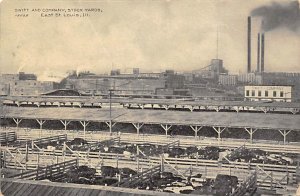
[
  {"left": 155, "top": 70, "right": 189, "bottom": 96},
  {"left": 238, "top": 73, "right": 262, "bottom": 85},
  {"left": 194, "top": 59, "right": 228, "bottom": 81},
  {"left": 262, "top": 72, "right": 300, "bottom": 86},
  {"left": 244, "top": 85, "right": 294, "bottom": 102},
  {"left": 260, "top": 72, "right": 300, "bottom": 102},
  {"left": 0, "top": 72, "right": 56, "bottom": 96},
  {"left": 66, "top": 76, "right": 165, "bottom": 95},
  {"left": 219, "top": 74, "right": 238, "bottom": 86},
  {"left": 63, "top": 69, "right": 188, "bottom": 96}
]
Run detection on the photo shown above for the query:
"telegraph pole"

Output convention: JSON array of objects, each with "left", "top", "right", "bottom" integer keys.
[{"left": 109, "top": 89, "right": 112, "bottom": 135}]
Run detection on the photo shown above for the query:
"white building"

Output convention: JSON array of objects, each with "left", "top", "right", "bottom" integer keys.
[
  {"left": 238, "top": 73, "right": 262, "bottom": 85},
  {"left": 244, "top": 85, "right": 294, "bottom": 102},
  {"left": 219, "top": 74, "right": 238, "bottom": 86}
]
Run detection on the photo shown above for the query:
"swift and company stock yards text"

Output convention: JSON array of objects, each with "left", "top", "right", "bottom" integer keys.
[{"left": 14, "top": 8, "right": 103, "bottom": 18}]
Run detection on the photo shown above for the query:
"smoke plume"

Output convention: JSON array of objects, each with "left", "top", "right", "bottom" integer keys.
[{"left": 251, "top": 1, "right": 300, "bottom": 32}]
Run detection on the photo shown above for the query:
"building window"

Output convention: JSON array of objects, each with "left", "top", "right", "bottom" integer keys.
[
  {"left": 258, "top": 91, "right": 261, "bottom": 97},
  {"left": 246, "top": 90, "right": 249, "bottom": 96},
  {"left": 280, "top": 91, "right": 284, "bottom": 97},
  {"left": 15, "top": 82, "right": 17, "bottom": 85},
  {"left": 251, "top": 90, "right": 255, "bottom": 96},
  {"left": 273, "top": 91, "right": 277, "bottom": 97},
  {"left": 265, "top": 91, "right": 268, "bottom": 97}
]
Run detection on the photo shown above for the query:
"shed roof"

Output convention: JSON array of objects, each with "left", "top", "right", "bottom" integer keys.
[
  {"left": 0, "top": 178, "right": 179, "bottom": 196},
  {"left": 2, "top": 107, "right": 300, "bottom": 131}
]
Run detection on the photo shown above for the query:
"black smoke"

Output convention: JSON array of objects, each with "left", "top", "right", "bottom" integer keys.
[{"left": 251, "top": 1, "right": 300, "bottom": 32}]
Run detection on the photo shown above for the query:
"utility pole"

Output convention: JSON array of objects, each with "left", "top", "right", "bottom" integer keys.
[{"left": 109, "top": 89, "right": 112, "bottom": 135}]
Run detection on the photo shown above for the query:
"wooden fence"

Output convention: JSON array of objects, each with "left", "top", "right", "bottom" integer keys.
[
  {"left": 3, "top": 147, "right": 297, "bottom": 190},
  {"left": 10, "top": 127, "right": 300, "bottom": 154},
  {"left": 231, "top": 171, "right": 257, "bottom": 196},
  {"left": 8, "top": 159, "right": 78, "bottom": 181},
  {"left": 6, "top": 147, "right": 297, "bottom": 174},
  {"left": 0, "top": 131, "right": 16, "bottom": 144},
  {"left": 13, "top": 134, "right": 67, "bottom": 148},
  {"left": 115, "top": 165, "right": 161, "bottom": 188}
]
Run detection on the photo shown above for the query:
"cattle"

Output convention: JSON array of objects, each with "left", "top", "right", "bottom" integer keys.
[
  {"left": 119, "top": 168, "right": 137, "bottom": 178},
  {"left": 65, "top": 165, "right": 96, "bottom": 183},
  {"left": 70, "top": 138, "right": 87, "bottom": 146},
  {"left": 101, "top": 166, "right": 119, "bottom": 177},
  {"left": 47, "top": 146, "right": 56, "bottom": 151},
  {"left": 99, "top": 178, "right": 118, "bottom": 186},
  {"left": 167, "top": 147, "right": 186, "bottom": 158},
  {"left": 213, "top": 174, "right": 238, "bottom": 196},
  {"left": 108, "top": 146, "right": 125, "bottom": 154}
]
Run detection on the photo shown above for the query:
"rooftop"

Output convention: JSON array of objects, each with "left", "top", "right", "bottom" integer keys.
[
  {"left": 4, "top": 96, "right": 300, "bottom": 109},
  {"left": 0, "top": 178, "right": 179, "bottom": 196},
  {"left": 2, "top": 107, "right": 300, "bottom": 131}
]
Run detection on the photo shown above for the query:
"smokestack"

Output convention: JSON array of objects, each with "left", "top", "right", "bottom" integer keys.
[
  {"left": 247, "top": 16, "right": 252, "bottom": 73},
  {"left": 257, "top": 33, "right": 260, "bottom": 72},
  {"left": 261, "top": 33, "right": 265, "bottom": 72}
]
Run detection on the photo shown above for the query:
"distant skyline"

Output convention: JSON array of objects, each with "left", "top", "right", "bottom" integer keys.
[{"left": 1, "top": 0, "right": 299, "bottom": 81}]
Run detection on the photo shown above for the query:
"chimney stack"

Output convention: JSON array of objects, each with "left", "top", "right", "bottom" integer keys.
[
  {"left": 261, "top": 33, "right": 265, "bottom": 72},
  {"left": 247, "top": 16, "right": 252, "bottom": 73},
  {"left": 257, "top": 33, "right": 260, "bottom": 72}
]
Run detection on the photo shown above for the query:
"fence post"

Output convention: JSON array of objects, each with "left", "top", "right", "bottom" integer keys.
[
  {"left": 49, "top": 165, "right": 52, "bottom": 179},
  {"left": 160, "top": 155, "right": 164, "bottom": 177},
  {"left": 25, "top": 143, "right": 28, "bottom": 162},
  {"left": 36, "top": 166, "right": 39, "bottom": 180},
  {"left": 286, "top": 164, "right": 289, "bottom": 185},
  {"left": 270, "top": 171, "right": 273, "bottom": 190},
  {"left": 136, "top": 146, "right": 139, "bottom": 173},
  {"left": 0, "top": 150, "right": 2, "bottom": 168},
  {"left": 3, "top": 151, "right": 6, "bottom": 167},
  {"left": 116, "top": 154, "right": 119, "bottom": 169},
  {"left": 37, "top": 154, "right": 40, "bottom": 166},
  {"left": 63, "top": 162, "right": 66, "bottom": 174}
]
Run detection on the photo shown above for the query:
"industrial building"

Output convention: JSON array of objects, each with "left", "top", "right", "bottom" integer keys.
[
  {"left": 193, "top": 59, "right": 228, "bottom": 81},
  {"left": 0, "top": 72, "right": 57, "bottom": 96},
  {"left": 244, "top": 85, "right": 294, "bottom": 102},
  {"left": 218, "top": 74, "right": 238, "bottom": 86},
  {"left": 62, "top": 69, "right": 189, "bottom": 96}
]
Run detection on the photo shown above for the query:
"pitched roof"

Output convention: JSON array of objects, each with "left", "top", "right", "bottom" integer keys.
[
  {"left": 0, "top": 178, "right": 181, "bottom": 196},
  {"left": 3, "top": 107, "right": 300, "bottom": 131}
]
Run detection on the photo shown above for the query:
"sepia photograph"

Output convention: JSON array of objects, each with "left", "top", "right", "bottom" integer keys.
[{"left": 0, "top": 0, "right": 300, "bottom": 195}]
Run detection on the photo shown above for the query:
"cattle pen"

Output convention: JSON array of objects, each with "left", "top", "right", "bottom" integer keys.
[{"left": 0, "top": 101, "right": 300, "bottom": 195}]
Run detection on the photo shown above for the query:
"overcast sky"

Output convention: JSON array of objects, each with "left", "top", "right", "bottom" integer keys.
[{"left": 0, "top": 0, "right": 299, "bottom": 80}]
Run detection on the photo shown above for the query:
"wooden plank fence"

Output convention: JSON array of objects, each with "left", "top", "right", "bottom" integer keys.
[
  {"left": 7, "top": 127, "right": 300, "bottom": 154},
  {"left": 6, "top": 147, "right": 298, "bottom": 174},
  {"left": 0, "top": 131, "right": 16, "bottom": 144},
  {"left": 231, "top": 171, "right": 257, "bottom": 196},
  {"left": 114, "top": 165, "right": 161, "bottom": 188},
  {"left": 8, "top": 159, "right": 78, "bottom": 181},
  {"left": 13, "top": 134, "right": 67, "bottom": 148},
  {"left": 87, "top": 137, "right": 120, "bottom": 149}
]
